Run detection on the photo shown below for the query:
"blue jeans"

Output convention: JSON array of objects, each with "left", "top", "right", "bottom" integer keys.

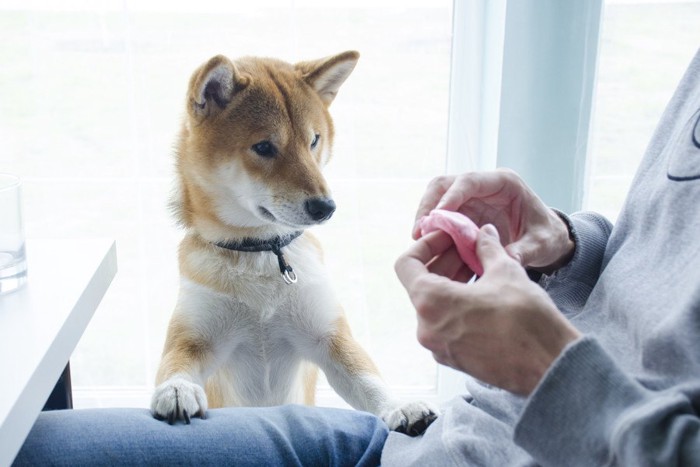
[{"left": 13, "top": 405, "right": 389, "bottom": 466}]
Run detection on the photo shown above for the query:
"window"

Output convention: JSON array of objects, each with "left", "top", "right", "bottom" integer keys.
[
  {"left": 0, "top": 1, "right": 454, "bottom": 408},
  {"left": 7, "top": 0, "right": 693, "bottom": 411},
  {"left": 587, "top": 0, "right": 700, "bottom": 219}
]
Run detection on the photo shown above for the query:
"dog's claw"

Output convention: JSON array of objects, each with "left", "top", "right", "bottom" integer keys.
[
  {"left": 409, "top": 419, "right": 428, "bottom": 436},
  {"left": 408, "top": 411, "right": 437, "bottom": 436},
  {"left": 151, "top": 377, "right": 207, "bottom": 425},
  {"left": 395, "top": 418, "right": 408, "bottom": 434}
]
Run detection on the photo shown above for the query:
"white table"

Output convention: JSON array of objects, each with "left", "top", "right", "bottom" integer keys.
[{"left": 0, "top": 239, "right": 117, "bottom": 466}]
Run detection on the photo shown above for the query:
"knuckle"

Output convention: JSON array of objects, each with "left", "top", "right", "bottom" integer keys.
[
  {"left": 411, "top": 291, "right": 434, "bottom": 317},
  {"left": 416, "top": 327, "right": 431, "bottom": 348},
  {"left": 454, "top": 171, "right": 475, "bottom": 182},
  {"left": 429, "top": 174, "right": 454, "bottom": 191},
  {"left": 496, "top": 167, "right": 517, "bottom": 178},
  {"left": 496, "top": 167, "right": 523, "bottom": 185},
  {"left": 425, "top": 175, "right": 458, "bottom": 202},
  {"left": 416, "top": 327, "right": 439, "bottom": 351},
  {"left": 410, "top": 279, "right": 444, "bottom": 316},
  {"left": 431, "top": 350, "right": 450, "bottom": 366},
  {"left": 394, "top": 255, "right": 407, "bottom": 274},
  {"left": 454, "top": 172, "right": 476, "bottom": 189}
]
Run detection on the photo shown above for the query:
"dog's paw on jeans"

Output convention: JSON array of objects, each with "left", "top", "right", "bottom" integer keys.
[
  {"left": 381, "top": 401, "right": 439, "bottom": 436},
  {"left": 151, "top": 377, "right": 208, "bottom": 424}
]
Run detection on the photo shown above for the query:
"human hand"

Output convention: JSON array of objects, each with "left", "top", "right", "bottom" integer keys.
[
  {"left": 419, "top": 209, "right": 483, "bottom": 276},
  {"left": 412, "top": 169, "right": 574, "bottom": 274},
  {"left": 395, "top": 224, "right": 581, "bottom": 396}
]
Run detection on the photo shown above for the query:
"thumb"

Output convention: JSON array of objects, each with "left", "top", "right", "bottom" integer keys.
[
  {"left": 505, "top": 240, "right": 533, "bottom": 266},
  {"left": 476, "top": 224, "right": 509, "bottom": 271}
]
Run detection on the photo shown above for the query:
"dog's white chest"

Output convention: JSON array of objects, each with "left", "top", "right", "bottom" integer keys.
[
  {"left": 180, "top": 275, "right": 322, "bottom": 405},
  {"left": 216, "top": 299, "right": 309, "bottom": 405},
  {"left": 231, "top": 326, "right": 301, "bottom": 403},
  {"left": 175, "top": 242, "right": 339, "bottom": 407}
]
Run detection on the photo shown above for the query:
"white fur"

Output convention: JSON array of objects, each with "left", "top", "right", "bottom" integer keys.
[
  {"left": 152, "top": 375, "right": 207, "bottom": 419},
  {"left": 192, "top": 158, "right": 326, "bottom": 236},
  {"left": 152, "top": 234, "right": 438, "bottom": 428},
  {"left": 153, "top": 52, "right": 438, "bottom": 431},
  {"left": 164, "top": 240, "right": 337, "bottom": 407}
]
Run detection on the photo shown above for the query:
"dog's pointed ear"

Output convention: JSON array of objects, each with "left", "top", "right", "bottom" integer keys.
[
  {"left": 188, "top": 55, "right": 248, "bottom": 120},
  {"left": 296, "top": 51, "right": 359, "bottom": 106}
]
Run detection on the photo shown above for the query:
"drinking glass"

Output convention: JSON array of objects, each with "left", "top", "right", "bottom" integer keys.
[{"left": 0, "top": 174, "right": 27, "bottom": 294}]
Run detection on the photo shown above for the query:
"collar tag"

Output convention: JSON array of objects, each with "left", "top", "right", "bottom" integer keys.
[
  {"left": 282, "top": 268, "right": 298, "bottom": 284},
  {"left": 213, "top": 231, "right": 303, "bottom": 285}
]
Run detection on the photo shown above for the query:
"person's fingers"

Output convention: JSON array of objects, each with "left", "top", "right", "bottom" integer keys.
[
  {"left": 395, "top": 231, "right": 453, "bottom": 289},
  {"left": 427, "top": 245, "right": 464, "bottom": 278},
  {"left": 435, "top": 171, "right": 511, "bottom": 212},
  {"left": 453, "top": 264, "right": 475, "bottom": 283},
  {"left": 437, "top": 169, "right": 522, "bottom": 211},
  {"left": 412, "top": 176, "right": 456, "bottom": 239},
  {"left": 433, "top": 174, "right": 470, "bottom": 212},
  {"left": 411, "top": 219, "right": 424, "bottom": 240},
  {"left": 475, "top": 224, "right": 510, "bottom": 271}
]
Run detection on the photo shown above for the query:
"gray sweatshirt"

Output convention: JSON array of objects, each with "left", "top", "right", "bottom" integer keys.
[{"left": 383, "top": 48, "right": 700, "bottom": 466}]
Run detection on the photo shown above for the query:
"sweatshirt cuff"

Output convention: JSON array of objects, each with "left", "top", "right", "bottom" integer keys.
[
  {"left": 514, "top": 337, "right": 647, "bottom": 466},
  {"left": 539, "top": 212, "right": 612, "bottom": 315}
]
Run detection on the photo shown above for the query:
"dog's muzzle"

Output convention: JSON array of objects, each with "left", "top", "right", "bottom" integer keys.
[{"left": 305, "top": 197, "right": 336, "bottom": 222}]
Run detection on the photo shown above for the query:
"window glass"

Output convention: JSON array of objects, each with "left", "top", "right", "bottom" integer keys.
[
  {"left": 0, "top": 1, "right": 453, "bottom": 406},
  {"left": 587, "top": 0, "right": 700, "bottom": 220}
]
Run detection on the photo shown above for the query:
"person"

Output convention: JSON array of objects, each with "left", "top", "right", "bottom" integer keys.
[
  {"left": 384, "top": 46, "right": 700, "bottom": 465},
  {"left": 14, "top": 48, "right": 700, "bottom": 466}
]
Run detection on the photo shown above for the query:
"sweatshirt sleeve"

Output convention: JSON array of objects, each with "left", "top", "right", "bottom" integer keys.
[
  {"left": 513, "top": 337, "right": 700, "bottom": 466},
  {"left": 538, "top": 211, "right": 613, "bottom": 316}
]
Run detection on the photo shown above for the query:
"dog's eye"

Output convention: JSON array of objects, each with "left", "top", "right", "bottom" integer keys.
[
  {"left": 252, "top": 141, "right": 276, "bottom": 158},
  {"left": 311, "top": 134, "right": 320, "bottom": 149}
]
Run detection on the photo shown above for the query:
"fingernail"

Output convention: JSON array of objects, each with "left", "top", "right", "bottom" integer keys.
[
  {"left": 412, "top": 219, "right": 424, "bottom": 239},
  {"left": 483, "top": 224, "right": 499, "bottom": 239}
]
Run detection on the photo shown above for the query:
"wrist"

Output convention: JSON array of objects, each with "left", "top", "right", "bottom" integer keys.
[
  {"left": 522, "top": 297, "right": 582, "bottom": 395},
  {"left": 532, "top": 209, "right": 576, "bottom": 275}
]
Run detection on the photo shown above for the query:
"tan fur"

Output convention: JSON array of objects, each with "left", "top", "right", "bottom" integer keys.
[
  {"left": 303, "top": 363, "right": 319, "bottom": 406},
  {"left": 152, "top": 51, "right": 437, "bottom": 432},
  {"left": 156, "top": 314, "right": 214, "bottom": 384},
  {"left": 172, "top": 54, "right": 341, "bottom": 241},
  {"left": 204, "top": 378, "right": 226, "bottom": 409},
  {"left": 329, "top": 314, "right": 380, "bottom": 377}
]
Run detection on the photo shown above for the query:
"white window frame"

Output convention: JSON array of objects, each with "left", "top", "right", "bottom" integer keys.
[{"left": 438, "top": 0, "right": 603, "bottom": 401}]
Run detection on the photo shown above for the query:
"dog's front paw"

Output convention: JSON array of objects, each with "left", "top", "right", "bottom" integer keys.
[
  {"left": 151, "top": 377, "right": 208, "bottom": 424},
  {"left": 381, "top": 401, "right": 439, "bottom": 436}
]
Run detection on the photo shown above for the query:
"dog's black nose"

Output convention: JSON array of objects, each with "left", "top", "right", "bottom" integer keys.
[{"left": 305, "top": 197, "right": 336, "bottom": 221}]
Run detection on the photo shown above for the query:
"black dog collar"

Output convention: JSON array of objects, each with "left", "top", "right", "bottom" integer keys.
[{"left": 213, "top": 231, "right": 303, "bottom": 284}]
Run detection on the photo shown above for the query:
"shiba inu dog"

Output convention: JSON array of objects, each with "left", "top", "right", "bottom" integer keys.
[{"left": 150, "top": 51, "right": 438, "bottom": 436}]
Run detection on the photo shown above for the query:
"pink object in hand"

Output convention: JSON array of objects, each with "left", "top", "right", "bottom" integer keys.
[{"left": 420, "top": 209, "right": 483, "bottom": 276}]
